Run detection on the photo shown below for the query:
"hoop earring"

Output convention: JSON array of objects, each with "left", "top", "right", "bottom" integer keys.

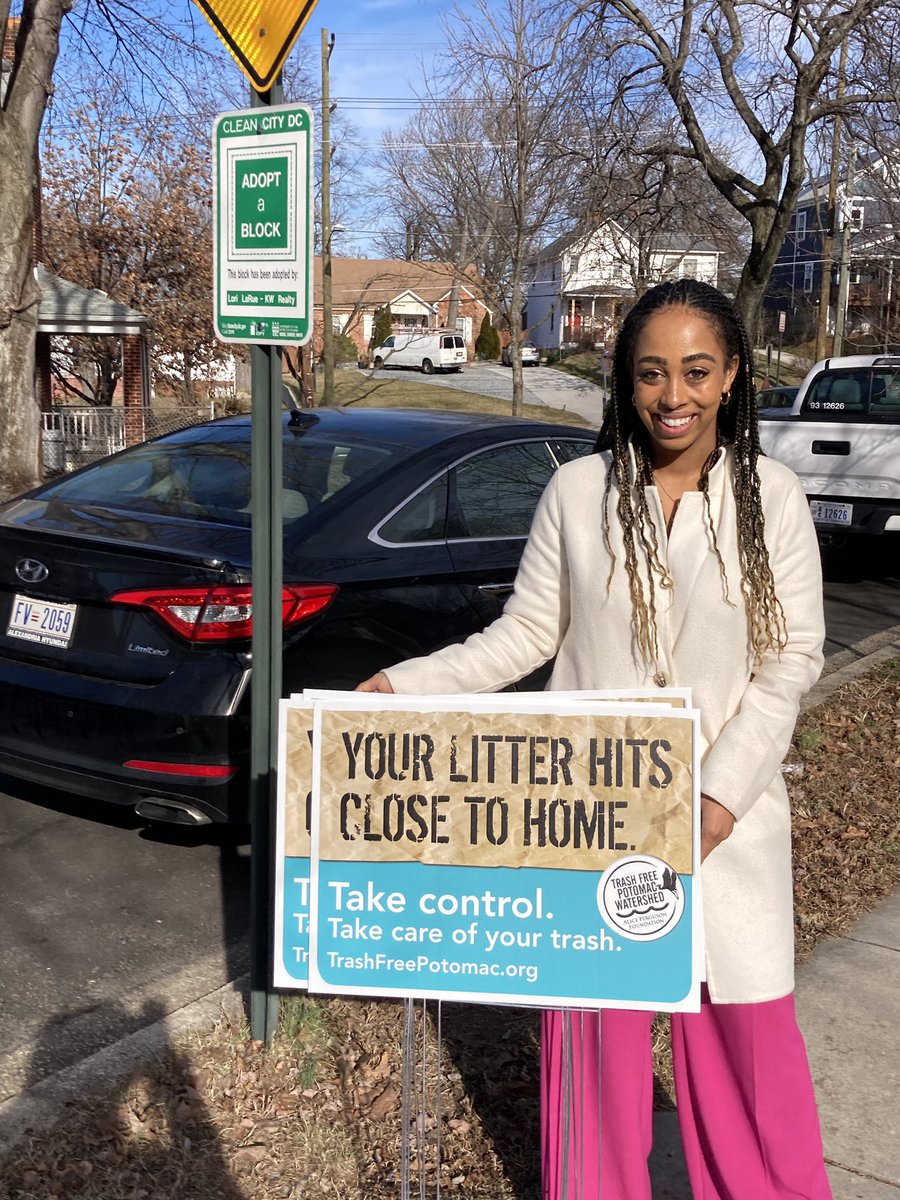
[{"left": 720, "top": 391, "right": 731, "bottom": 409}]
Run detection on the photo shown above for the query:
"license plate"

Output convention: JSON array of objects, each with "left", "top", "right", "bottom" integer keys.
[
  {"left": 809, "top": 500, "right": 852, "bottom": 526},
  {"left": 6, "top": 594, "right": 78, "bottom": 649}
]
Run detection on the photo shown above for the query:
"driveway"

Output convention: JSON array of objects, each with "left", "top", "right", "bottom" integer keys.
[{"left": 369, "top": 362, "right": 607, "bottom": 427}]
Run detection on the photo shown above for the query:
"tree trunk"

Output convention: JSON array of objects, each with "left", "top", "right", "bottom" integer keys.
[
  {"left": 0, "top": 123, "right": 42, "bottom": 498},
  {"left": 734, "top": 188, "right": 804, "bottom": 340}
]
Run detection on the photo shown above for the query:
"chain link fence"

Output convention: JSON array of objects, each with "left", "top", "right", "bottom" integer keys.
[{"left": 41, "top": 402, "right": 223, "bottom": 477}]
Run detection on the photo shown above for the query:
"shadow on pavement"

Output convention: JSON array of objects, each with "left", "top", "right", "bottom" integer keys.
[
  {"left": 0, "top": 774, "right": 251, "bottom": 1095},
  {"left": 6, "top": 998, "right": 246, "bottom": 1198}
]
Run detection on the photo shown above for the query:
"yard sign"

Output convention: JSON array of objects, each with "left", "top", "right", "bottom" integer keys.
[{"left": 275, "top": 691, "right": 702, "bottom": 1012}]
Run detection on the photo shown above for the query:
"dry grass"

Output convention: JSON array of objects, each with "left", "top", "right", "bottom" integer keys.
[
  {"left": 1, "top": 660, "right": 897, "bottom": 1200},
  {"left": 294, "top": 369, "right": 590, "bottom": 426}
]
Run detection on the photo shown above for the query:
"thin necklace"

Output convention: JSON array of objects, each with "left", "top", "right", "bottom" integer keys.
[
  {"left": 652, "top": 472, "right": 680, "bottom": 505},
  {"left": 652, "top": 471, "right": 683, "bottom": 536}
]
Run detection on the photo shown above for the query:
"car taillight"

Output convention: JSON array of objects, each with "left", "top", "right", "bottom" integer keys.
[
  {"left": 110, "top": 583, "right": 338, "bottom": 642},
  {"left": 124, "top": 760, "right": 238, "bottom": 778}
]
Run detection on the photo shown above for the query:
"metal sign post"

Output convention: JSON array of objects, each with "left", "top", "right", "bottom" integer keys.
[
  {"left": 247, "top": 81, "right": 284, "bottom": 1046},
  {"left": 200, "top": 0, "right": 320, "bottom": 1052}
]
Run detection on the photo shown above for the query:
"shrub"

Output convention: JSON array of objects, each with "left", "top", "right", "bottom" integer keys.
[
  {"left": 370, "top": 305, "right": 393, "bottom": 349},
  {"left": 332, "top": 333, "right": 359, "bottom": 364},
  {"left": 475, "top": 313, "right": 501, "bottom": 360}
]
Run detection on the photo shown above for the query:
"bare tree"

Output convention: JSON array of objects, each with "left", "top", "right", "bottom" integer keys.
[
  {"left": 380, "top": 0, "right": 603, "bottom": 415},
  {"left": 574, "top": 0, "right": 895, "bottom": 329}
]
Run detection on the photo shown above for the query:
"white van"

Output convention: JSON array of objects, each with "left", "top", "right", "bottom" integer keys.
[{"left": 371, "top": 330, "right": 467, "bottom": 374}]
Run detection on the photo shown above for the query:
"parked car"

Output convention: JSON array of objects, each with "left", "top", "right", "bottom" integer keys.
[
  {"left": 0, "top": 408, "right": 594, "bottom": 826},
  {"left": 502, "top": 342, "right": 541, "bottom": 367},
  {"left": 755, "top": 385, "right": 798, "bottom": 418},
  {"left": 371, "top": 330, "right": 467, "bottom": 374}
]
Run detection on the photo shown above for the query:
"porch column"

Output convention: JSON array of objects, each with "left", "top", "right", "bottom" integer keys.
[
  {"left": 122, "top": 334, "right": 149, "bottom": 446},
  {"left": 35, "top": 332, "right": 53, "bottom": 413}
]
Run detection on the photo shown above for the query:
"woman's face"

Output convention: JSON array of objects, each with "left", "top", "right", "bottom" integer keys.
[{"left": 630, "top": 307, "right": 738, "bottom": 468}]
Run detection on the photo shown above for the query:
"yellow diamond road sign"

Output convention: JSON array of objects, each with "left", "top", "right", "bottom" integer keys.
[{"left": 192, "top": 0, "right": 319, "bottom": 91}]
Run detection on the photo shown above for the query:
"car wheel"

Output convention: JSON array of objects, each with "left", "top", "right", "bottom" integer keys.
[
  {"left": 422, "top": 359, "right": 434, "bottom": 374},
  {"left": 373, "top": 356, "right": 384, "bottom": 369}
]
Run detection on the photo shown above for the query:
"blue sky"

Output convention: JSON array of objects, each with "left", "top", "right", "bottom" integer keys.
[
  {"left": 51, "top": 0, "right": 451, "bottom": 254},
  {"left": 294, "top": 0, "right": 443, "bottom": 137}
]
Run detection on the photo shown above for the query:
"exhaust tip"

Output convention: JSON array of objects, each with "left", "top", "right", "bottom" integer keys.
[{"left": 135, "top": 797, "right": 212, "bottom": 826}]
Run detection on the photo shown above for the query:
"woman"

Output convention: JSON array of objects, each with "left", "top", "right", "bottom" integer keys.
[{"left": 357, "top": 279, "right": 832, "bottom": 1199}]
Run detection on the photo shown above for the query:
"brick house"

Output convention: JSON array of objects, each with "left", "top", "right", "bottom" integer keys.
[{"left": 311, "top": 257, "right": 491, "bottom": 361}]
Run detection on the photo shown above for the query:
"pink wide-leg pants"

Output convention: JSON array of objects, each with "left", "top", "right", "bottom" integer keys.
[{"left": 541, "top": 994, "right": 833, "bottom": 1200}]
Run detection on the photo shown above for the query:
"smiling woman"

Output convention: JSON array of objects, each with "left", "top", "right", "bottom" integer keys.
[
  {"left": 630, "top": 308, "right": 738, "bottom": 507},
  {"left": 356, "top": 280, "right": 833, "bottom": 1200}
]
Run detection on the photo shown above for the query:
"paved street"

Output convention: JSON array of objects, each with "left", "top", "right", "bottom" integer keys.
[
  {"left": 0, "top": 782, "right": 250, "bottom": 1102},
  {"left": 369, "top": 361, "right": 607, "bottom": 426}
]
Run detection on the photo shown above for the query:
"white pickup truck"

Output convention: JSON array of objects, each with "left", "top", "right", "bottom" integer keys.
[{"left": 758, "top": 354, "right": 900, "bottom": 540}]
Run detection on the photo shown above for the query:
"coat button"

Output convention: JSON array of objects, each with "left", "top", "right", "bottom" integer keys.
[{"left": 654, "top": 672, "right": 667, "bottom": 687}]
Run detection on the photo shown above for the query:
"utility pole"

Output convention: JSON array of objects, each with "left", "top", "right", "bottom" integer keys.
[
  {"left": 320, "top": 29, "right": 336, "bottom": 406},
  {"left": 816, "top": 39, "right": 848, "bottom": 361},
  {"left": 446, "top": 218, "right": 469, "bottom": 333},
  {"left": 832, "top": 142, "right": 857, "bottom": 357}
]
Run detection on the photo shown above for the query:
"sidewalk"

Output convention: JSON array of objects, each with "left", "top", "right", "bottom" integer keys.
[{"left": 649, "top": 889, "right": 900, "bottom": 1198}]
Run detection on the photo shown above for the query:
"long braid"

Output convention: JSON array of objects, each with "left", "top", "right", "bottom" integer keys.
[
  {"left": 601, "top": 350, "right": 672, "bottom": 668},
  {"left": 594, "top": 279, "right": 787, "bottom": 671},
  {"left": 732, "top": 322, "right": 787, "bottom": 658}
]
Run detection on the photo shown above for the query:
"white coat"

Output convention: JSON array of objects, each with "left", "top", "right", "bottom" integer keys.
[{"left": 384, "top": 446, "right": 825, "bottom": 1003}]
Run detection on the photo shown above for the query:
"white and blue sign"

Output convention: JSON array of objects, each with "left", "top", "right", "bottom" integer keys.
[{"left": 300, "top": 694, "right": 702, "bottom": 1012}]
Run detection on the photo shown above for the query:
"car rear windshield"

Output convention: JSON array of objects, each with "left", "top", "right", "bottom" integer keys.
[
  {"left": 36, "top": 424, "right": 398, "bottom": 527},
  {"left": 801, "top": 368, "right": 900, "bottom": 421}
]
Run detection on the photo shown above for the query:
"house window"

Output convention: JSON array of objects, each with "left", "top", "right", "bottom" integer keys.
[
  {"left": 570, "top": 254, "right": 580, "bottom": 275},
  {"left": 795, "top": 210, "right": 807, "bottom": 238},
  {"left": 803, "top": 262, "right": 814, "bottom": 293},
  {"left": 850, "top": 204, "right": 864, "bottom": 232},
  {"left": 683, "top": 257, "right": 698, "bottom": 279}
]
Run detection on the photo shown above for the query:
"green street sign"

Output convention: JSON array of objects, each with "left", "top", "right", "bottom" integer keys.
[{"left": 213, "top": 104, "right": 314, "bottom": 345}]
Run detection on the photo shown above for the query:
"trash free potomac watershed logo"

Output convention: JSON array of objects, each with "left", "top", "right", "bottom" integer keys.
[{"left": 597, "top": 855, "right": 684, "bottom": 941}]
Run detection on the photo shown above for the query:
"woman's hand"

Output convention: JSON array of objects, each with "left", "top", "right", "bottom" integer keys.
[
  {"left": 355, "top": 671, "right": 394, "bottom": 693},
  {"left": 700, "top": 794, "right": 735, "bottom": 862}
]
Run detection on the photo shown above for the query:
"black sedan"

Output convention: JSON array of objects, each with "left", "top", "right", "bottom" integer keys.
[{"left": 0, "top": 407, "right": 594, "bottom": 825}]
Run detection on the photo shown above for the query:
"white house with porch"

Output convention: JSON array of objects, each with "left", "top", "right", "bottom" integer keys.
[{"left": 525, "top": 221, "right": 720, "bottom": 351}]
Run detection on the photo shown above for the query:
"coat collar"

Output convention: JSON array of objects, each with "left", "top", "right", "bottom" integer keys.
[
  {"left": 621, "top": 441, "right": 738, "bottom": 664},
  {"left": 624, "top": 439, "right": 732, "bottom": 496}
]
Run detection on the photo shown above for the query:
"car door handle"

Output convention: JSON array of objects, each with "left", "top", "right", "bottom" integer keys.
[
  {"left": 477, "top": 583, "right": 514, "bottom": 595},
  {"left": 811, "top": 440, "right": 851, "bottom": 456}
]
